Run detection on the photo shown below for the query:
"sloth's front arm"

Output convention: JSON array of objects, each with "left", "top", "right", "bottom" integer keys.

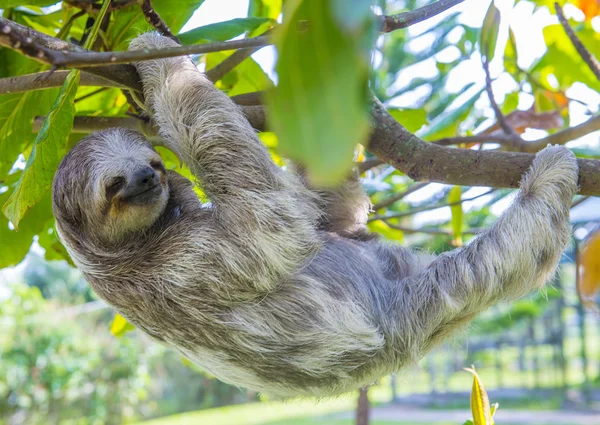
[{"left": 131, "top": 33, "right": 322, "bottom": 293}]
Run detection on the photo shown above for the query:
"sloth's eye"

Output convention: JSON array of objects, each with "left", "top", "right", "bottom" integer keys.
[
  {"left": 106, "top": 177, "right": 125, "bottom": 198},
  {"left": 150, "top": 159, "right": 165, "bottom": 172}
]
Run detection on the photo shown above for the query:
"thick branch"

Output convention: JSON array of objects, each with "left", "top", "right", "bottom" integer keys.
[
  {"left": 367, "top": 98, "right": 600, "bottom": 196},
  {"left": 380, "top": 0, "right": 464, "bottom": 32},
  {"left": 555, "top": 2, "right": 600, "bottom": 82}
]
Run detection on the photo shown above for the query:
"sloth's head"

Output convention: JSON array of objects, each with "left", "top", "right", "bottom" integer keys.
[{"left": 52, "top": 128, "right": 170, "bottom": 246}]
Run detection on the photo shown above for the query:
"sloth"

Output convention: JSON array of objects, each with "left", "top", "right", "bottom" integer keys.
[{"left": 52, "top": 32, "right": 579, "bottom": 397}]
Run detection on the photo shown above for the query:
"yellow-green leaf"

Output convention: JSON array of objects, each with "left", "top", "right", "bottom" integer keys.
[
  {"left": 110, "top": 314, "right": 136, "bottom": 337},
  {"left": 465, "top": 366, "right": 493, "bottom": 425},
  {"left": 480, "top": 2, "right": 501, "bottom": 61},
  {"left": 2, "top": 70, "right": 80, "bottom": 228},
  {"left": 388, "top": 108, "right": 428, "bottom": 133},
  {"left": 449, "top": 186, "right": 463, "bottom": 246}
]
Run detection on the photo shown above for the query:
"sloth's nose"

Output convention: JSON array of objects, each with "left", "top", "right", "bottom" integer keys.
[{"left": 133, "top": 167, "right": 158, "bottom": 190}]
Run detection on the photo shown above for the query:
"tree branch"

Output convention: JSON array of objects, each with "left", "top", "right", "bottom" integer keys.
[
  {"left": 380, "top": 0, "right": 464, "bottom": 32},
  {"left": 555, "top": 2, "right": 600, "bottom": 82},
  {"left": 140, "top": 0, "right": 178, "bottom": 42},
  {"left": 0, "top": 17, "right": 142, "bottom": 91},
  {"left": 1, "top": 20, "right": 271, "bottom": 68},
  {"left": 369, "top": 189, "right": 496, "bottom": 222},
  {"left": 366, "top": 97, "right": 600, "bottom": 196},
  {"left": 0, "top": 70, "right": 128, "bottom": 94},
  {"left": 385, "top": 223, "right": 482, "bottom": 236},
  {"left": 483, "top": 58, "right": 522, "bottom": 143},
  {"left": 434, "top": 115, "right": 600, "bottom": 153}
]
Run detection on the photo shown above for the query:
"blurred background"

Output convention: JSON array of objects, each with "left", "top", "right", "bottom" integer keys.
[{"left": 1, "top": 0, "right": 600, "bottom": 424}]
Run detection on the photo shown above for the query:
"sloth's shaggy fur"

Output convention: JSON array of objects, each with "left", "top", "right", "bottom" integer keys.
[{"left": 52, "top": 32, "right": 579, "bottom": 397}]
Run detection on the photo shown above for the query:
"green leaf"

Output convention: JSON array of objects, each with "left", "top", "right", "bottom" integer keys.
[
  {"left": 449, "top": 186, "right": 463, "bottom": 246},
  {"left": 267, "top": 0, "right": 371, "bottom": 186},
  {"left": 206, "top": 51, "right": 273, "bottom": 95},
  {"left": 465, "top": 366, "right": 493, "bottom": 425},
  {"left": 504, "top": 27, "right": 518, "bottom": 75},
  {"left": 179, "top": 17, "right": 272, "bottom": 44},
  {"left": 532, "top": 23, "right": 600, "bottom": 92},
  {"left": 480, "top": 2, "right": 501, "bottom": 61},
  {"left": 501, "top": 91, "right": 519, "bottom": 114},
  {"left": 462, "top": 421, "right": 475, "bottom": 425},
  {"left": 106, "top": 4, "right": 150, "bottom": 50},
  {"left": 0, "top": 89, "right": 58, "bottom": 178},
  {"left": 0, "top": 0, "right": 58, "bottom": 7},
  {"left": 0, "top": 191, "right": 53, "bottom": 268},
  {"left": 153, "top": 0, "right": 206, "bottom": 34},
  {"left": 388, "top": 108, "right": 428, "bottom": 133},
  {"left": 2, "top": 70, "right": 80, "bottom": 228},
  {"left": 110, "top": 314, "right": 136, "bottom": 337}
]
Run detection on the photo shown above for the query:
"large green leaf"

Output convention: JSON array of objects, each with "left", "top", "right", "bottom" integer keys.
[
  {"left": 267, "top": 0, "right": 372, "bottom": 186},
  {"left": 179, "top": 17, "right": 272, "bottom": 44},
  {"left": 0, "top": 0, "right": 58, "bottom": 7},
  {"left": 153, "top": 0, "right": 206, "bottom": 34},
  {"left": 3, "top": 70, "right": 80, "bottom": 228}
]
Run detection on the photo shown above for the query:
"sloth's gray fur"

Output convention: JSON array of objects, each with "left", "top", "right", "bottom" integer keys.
[{"left": 52, "top": 32, "right": 579, "bottom": 397}]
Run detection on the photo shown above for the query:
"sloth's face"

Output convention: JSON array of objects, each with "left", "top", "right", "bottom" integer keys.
[{"left": 53, "top": 129, "right": 170, "bottom": 246}]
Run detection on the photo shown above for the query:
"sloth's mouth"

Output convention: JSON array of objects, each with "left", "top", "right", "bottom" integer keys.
[{"left": 123, "top": 183, "right": 162, "bottom": 204}]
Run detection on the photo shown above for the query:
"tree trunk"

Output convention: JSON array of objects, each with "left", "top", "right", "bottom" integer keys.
[{"left": 356, "top": 387, "right": 370, "bottom": 425}]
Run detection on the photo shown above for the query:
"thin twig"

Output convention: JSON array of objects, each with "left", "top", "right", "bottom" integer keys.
[
  {"left": 139, "top": 0, "right": 178, "bottom": 42},
  {"left": 3, "top": 27, "right": 270, "bottom": 68},
  {"left": 357, "top": 158, "right": 384, "bottom": 174},
  {"left": 0, "top": 70, "right": 129, "bottom": 94},
  {"left": 433, "top": 115, "right": 600, "bottom": 153},
  {"left": 369, "top": 189, "right": 496, "bottom": 223},
  {"left": 483, "top": 58, "right": 522, "bottom": 144},
  {"left": 75, "top": 87, "right": 108, "bottom": 103},
  {"left": 555, "top": 2, "right": 600, "bottom": 82},
  {"left": 373, "top": 182, "right": 429, "bottom": 211},
  {"left": 385, "top": 223, "right": 482, "bottom": 236},
  {"left": 380, "top": 0, "right": 465, "bottom": 32}
]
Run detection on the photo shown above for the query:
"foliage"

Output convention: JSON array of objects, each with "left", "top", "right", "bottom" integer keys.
[{"left": 0, "top": 283, "right": 152, "bottom": 425}]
